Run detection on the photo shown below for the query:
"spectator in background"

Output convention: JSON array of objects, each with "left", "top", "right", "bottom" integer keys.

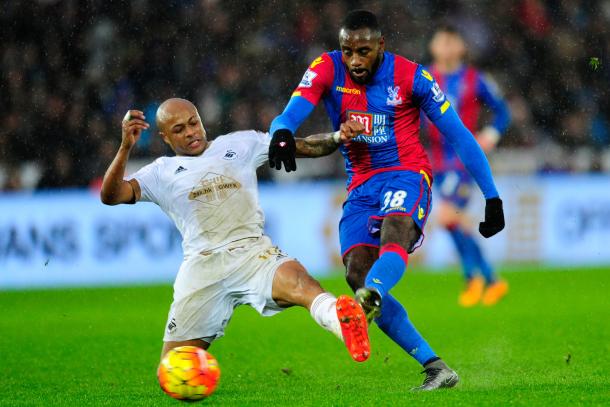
[
  {"left": 0, "top": 0, "right": 608, "bottom": 190},
  {"left": 424, "top": 25, "right": 510, "bottom": 307}
]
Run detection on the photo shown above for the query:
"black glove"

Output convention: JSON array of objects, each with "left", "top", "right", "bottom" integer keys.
[
  {"left": 268, "top": 129, "right": 297, "bottom": 172},
  {"left": 479, "top": 197, "right": 505, "bottom": 238}
]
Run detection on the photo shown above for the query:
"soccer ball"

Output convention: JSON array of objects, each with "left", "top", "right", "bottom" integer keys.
[{"left": 157, "top": 346, "right": 220, "bottom": 401}]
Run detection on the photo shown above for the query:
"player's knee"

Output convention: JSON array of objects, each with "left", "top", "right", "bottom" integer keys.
[
  {"left": 273, "top": 261, "right": 323, "bottom": 307},
  {"left": 345, "top": 258, "right": 370, "bottom": 291},
  {"left": 296, "top": 268, "right": 323, "bottom": 293},
  {"left": 342, "top": 246, "right": 378, "bottom": 291},
  {"left": 437, "top": 201, "right": 463, "bottom": 228},
  {"left": 381, "top": 216, "right": 420, "bottom": 251},
  {"left": 345, "top": 268, "right": 365, "bottom": 292}
]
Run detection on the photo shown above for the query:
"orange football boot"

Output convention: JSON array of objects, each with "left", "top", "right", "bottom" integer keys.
[
  {"left": 458, "top": 276, "right": 485, "bottom": 307},
  {"left": 482, "top": 279, "right": 509, "bottom": 306},
  {"left": 336, "top": 295, "right": 371, "bottom": 362}
]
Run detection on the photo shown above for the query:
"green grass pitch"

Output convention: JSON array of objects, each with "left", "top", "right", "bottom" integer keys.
[{"left": 1, "top": 267, "right": 609, "bottom": 406}]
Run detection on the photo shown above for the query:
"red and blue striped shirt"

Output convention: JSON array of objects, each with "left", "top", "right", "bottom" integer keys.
[{"left": 271, "top": 51, "right": 500, "bottom": 199}]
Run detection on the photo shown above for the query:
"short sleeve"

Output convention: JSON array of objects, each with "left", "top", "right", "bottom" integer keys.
[
  {"left": 412, "top": 65, "right": 453, "bottom": 123},
  {"left": 249, "top": 131, "right": 271, "bottom": 168},
  {"left": 224, "top": 130, "right": 271, "bottom": 168},
  {"left": 291, "top": 53, "right": 335, "bottom": 106},
  {"left": 127, "top": 159, "right": 161, "bottom": 204}
]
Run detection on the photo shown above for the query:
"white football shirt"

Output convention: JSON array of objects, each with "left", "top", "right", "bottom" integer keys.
[{"left": 129, "top": 130, "right": 270, "bottom": 257}]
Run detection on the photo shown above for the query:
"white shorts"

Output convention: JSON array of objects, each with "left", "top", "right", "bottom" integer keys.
[{"left": 163, "top": 236, "right": 293, "bottom": 343}]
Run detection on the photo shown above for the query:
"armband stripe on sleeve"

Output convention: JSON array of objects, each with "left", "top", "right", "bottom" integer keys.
[
  {"left": 421, "top": 69, "right": 434, "bottom": 82},
  {"left": 440, "top": 100, "right": 451, "bottom": 114}
]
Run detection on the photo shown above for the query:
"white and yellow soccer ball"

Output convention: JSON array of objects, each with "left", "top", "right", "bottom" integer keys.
[{"left": 157, "top": 346, "right": 220, "bottom": 401}]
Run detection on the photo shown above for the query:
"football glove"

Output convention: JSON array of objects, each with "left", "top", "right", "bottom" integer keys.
[
  {"left": 269, "top": 129, "right": 297, "bottom": 172},
  {"left": 479, "top": 197, "right": 505, "bottom": 238}
]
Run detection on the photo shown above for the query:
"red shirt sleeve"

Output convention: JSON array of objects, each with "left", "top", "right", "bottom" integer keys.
[{"left": 291, "top": 53, "right": 335, "bottom": 105}]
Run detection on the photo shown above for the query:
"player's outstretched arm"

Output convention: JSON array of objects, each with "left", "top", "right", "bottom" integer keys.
[
  {"left": 296, "top": 120, "right": 364, "bottom": 158},
  {"left": 100, "top": 110, "right": 149, "bottom": 205},
  {"left": 476, "top": 74, "right": 511, "bottom": 152},
  {"left": 433, "top": 109, "right": 505, "bottom": 237},
  {"left": 269, "top": 97, "right": 315, "bottom": 171},
  {"left": 414, "top": 66, "right": 505, "bottom": 237},
  {"left": 269, "top": 53, "right": 335, "bottom": 171},
  {"left": 295, "top": 132, "right": 339, "bottom": 158}
]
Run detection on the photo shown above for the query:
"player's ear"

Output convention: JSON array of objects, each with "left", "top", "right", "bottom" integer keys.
[
  {"left": 159, "top": 131, "right": 171, "bottom": 146},
  {"left": 379, "top": 36, "right": 385, "bottom": 52}
]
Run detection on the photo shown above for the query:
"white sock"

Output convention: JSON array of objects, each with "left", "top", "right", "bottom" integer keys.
[{"left": 310, "top": 292, "right": 343, "bottom": 341}]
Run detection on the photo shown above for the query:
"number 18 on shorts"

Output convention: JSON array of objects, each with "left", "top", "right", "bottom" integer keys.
[{"left": 339, "top": 170, "right": 432, "bottom": 256}]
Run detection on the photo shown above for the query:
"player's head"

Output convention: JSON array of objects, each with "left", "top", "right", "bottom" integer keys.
[
  {"left": 339, "top": 9, "right": 385, "bottom": 85},
  {"left": 429, "top": 25, "right": 466, "bottom": 66},
  {"left": 156, "top": 98, "right": 208, "bottom": 156}
]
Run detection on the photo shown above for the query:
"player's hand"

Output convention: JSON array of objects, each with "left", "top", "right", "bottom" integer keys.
[
  {"left": 121, "top": 110, "right": 149, "bottom": 150},
  {"left": 269, "top": 129, "right": 297, "bottom": 172},
  {"left": 479, "top": 197, "right": 505, "bottom": 238},
  {"left": 339, "top": 120, "right": 365, "bottom": 143},
  {"left": 476, "top": 126, "right": 500, "bottom": 153}
]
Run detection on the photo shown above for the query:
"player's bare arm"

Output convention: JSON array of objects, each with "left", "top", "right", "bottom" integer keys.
[
  {"left": 296, "top": 120, "right": 365, "bottom": 157},
  {"left": 476, "top": 126, "right": 501, "bottom": 153},
  {"left": 295, "top": 133, "right": 339, "bottom": 158},
  {"left": 100, "top": 110, "right": 149, "bottom": 205}
]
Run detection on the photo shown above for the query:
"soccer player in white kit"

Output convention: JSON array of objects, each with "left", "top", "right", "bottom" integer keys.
[{"left": 100, "top": 98, "right": 370, "bottom": 362}]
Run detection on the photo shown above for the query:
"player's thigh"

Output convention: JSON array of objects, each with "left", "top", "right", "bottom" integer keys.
[
  {"left": 227, "top": 236, "right": 310, "bottom": 317},
  {"left": 163, "top": 288, "right": 232, "bottom": 346},
  {"left": 164, "top": 255, "right": 234, "bottom": 348},
  {"left": 380, "top": 216, "right": 420, "bottom": 250},
  {"left": 343, "top": 245, "right": 378, "bottom": 291},
  {"left": 161, "top": 339, "right": 210, "bottom": 361},
  {"left": 339, "top": 203, "right": 380, "bottom": 291},
  {"left": 435, "top": 170, "right": 473, "bottom": 228},
  {"left": 271, "top": 260, "right": 325, "bottom": 309},
  {"left": 436, "top": 199, "right": 471, "bottom": 229},
  {"left": 339, "top": 186, "right": 381, "bottom": 258},
  {"left": 376, "top": 171, "right": 432, "bottom": 252}
]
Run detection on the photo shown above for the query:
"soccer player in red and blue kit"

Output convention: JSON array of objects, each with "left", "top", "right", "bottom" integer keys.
[
  {"left": 268, "top": 10, "right": 505, "bottom": 390},
  {"left": 426, "top": 26, "right": 511, "bottom": 307}
]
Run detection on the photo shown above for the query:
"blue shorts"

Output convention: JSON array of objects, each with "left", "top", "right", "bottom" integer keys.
[
  {"left": 339, "top": 170, "right": 432, "bottom": 257},
  {"left": 434, "top": 169, "right": 473, "bottom": 209}
]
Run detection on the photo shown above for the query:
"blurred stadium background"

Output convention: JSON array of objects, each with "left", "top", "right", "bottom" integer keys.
[
  {"left": 2, "top": 1, "right": 610, "bottom": 405},
  {"left": 1, "top": 0, "right": 609, "bottom": 285}
]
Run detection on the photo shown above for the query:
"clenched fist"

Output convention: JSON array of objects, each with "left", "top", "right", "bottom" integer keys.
[
  {"left": 339, "top": 120, "right": 366, "bottom": 143},
  {"left": 121, "top": 110, "right": 149, "bottom": 150}
]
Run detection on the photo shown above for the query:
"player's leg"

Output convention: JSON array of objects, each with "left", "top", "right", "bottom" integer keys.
[
  {"left": 353, "top": 171, "right": 458, "bottom": 390},
  {"left": 451, "top": 212, "right": 508, "bottom": 306},
  {"left": 437, "top": 200, "right": 478, "bottom": 280},
  {"left": 344, "top": 224, "right": 458, "bottom": 390},
  {"left": 161, "top": 339, "right": 210, "bottom": 360},
  {"left": 437, "top": 200, "right": 485, "bottom": 306},
  {"left": 160, "top": 255, "right": 231, "bottom": 361},
  {"left": 339, "top": 182, "right": 384, "bottom": 321},
  {"left": 341, "top": 203, "right": 452, "bottom": 380},
  {"left": 270, "top": 259, "right": 370, "bottom": 361},
  {"left": 355, "top": 217, "right": 437, "bottom": 363},
  {"left": 437, "top": 169, "right": 505, "bottom": 305},
  {"left": 358, "top": 171, "right": 432, "bottom": 304},
  {"left": 453, "top": 221, "right": 507, "bottom": 305},
  {"left": 380, "top": 216, "right": 459, "bottom": 390},
  {"left": 453, "top": 212, "right": 499, "bottom": 288},
  {"left": 344, "top": 243, "right": 435, "bottom": 364},
  {"left": 446, "top": 190, "right": 509, "bottom": 305}
]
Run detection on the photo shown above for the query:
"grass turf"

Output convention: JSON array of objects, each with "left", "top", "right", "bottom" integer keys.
[{"left": 1, "top": 267, "right": 609, "bottom": 406}]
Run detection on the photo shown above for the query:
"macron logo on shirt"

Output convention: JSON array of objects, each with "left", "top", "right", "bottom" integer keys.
[{"left": 175, "top": 166, "right": 187, "bottom": 175}]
